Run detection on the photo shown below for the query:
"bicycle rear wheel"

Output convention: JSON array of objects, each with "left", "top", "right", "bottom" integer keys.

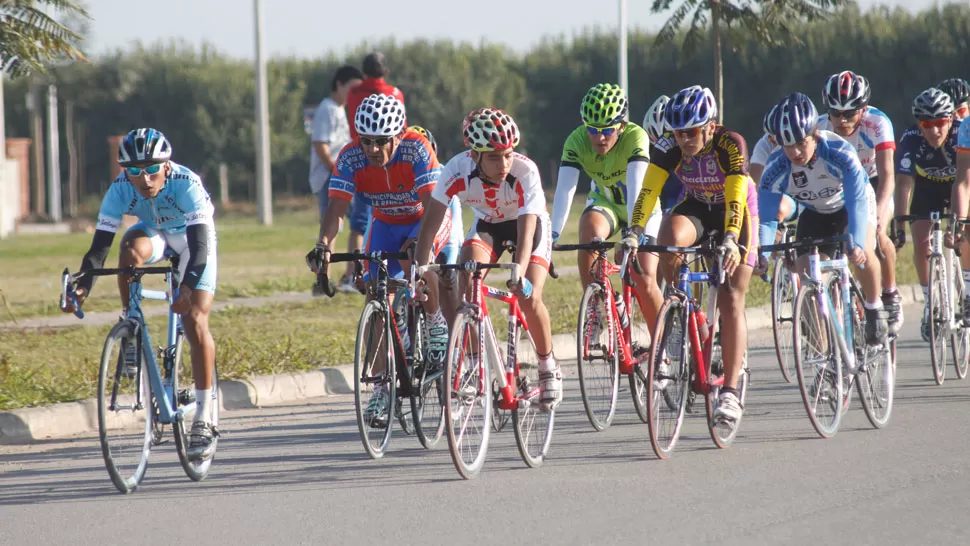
[
  {"left": 445, "top": 308, "right": 491, "bottom": 479},
  {"left": 928, "top": 254, "right": 948, "bottom": 385},
  {"left": 792, "top": 282, "right": 843, "bottom": 438},
  {"left": 576, "top": 283, "right": 620, "bottom": 431},
  {"left": 705, "top": 316, "right": 748, "bottom": 448},
  {"left": 173, "top": 334, "right": 220, "bottom": 481},
  {"left": 646, "top": 296, "right": 690, "bottom": 459},
  {"left": 97, "top": 320, "right": 152, "bottom": 494},
  {"left": 950, "top": 255, "right": 969, "bottom": 379},
  {"left": 410, "top": 310, "right": 445, "bottom": 449},
  {"left": 512, "top": 327, "right": 554, "bottom": 468},
  {"left": 771, "top": 257, "right": 797, "bottom": 383},
  {"left": 354, "top": 300, "right": 397, "bottom": 459}
]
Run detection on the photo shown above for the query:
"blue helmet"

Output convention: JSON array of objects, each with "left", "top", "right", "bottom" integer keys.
[
  {"left": 118, "top": 128, "right": 172, "bottom": 166},
  {"left": 762, "top": 103, "right": 779, "bottom": 135},
  {"left": 770, "top": 93, "right": 818, "bottom": 146},
  {"left": 665, "top": 86, "right": 717, "bottom": 130}
]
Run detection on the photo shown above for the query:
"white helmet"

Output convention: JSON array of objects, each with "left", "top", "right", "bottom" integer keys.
[
  {"left": 354, "top": 93, "right": 406, "bottom": 137},
  {"left": 643, "top": 95, "right": 670, "bottom": 144}
]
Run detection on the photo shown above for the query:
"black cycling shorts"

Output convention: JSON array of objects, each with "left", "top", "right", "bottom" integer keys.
[{"left": 909, "top": 181, "right": 953, "bottom": 219}]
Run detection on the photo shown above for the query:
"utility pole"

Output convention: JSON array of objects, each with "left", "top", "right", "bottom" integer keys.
[
  {"left": 47, "top": 84, "right": 62, "bottom": 222},
  {"left": 254, "top": 0, "right": 272, "bottom": 225},
  {"left": 618, "top": 0, "right": 629, "bottom": 119}
]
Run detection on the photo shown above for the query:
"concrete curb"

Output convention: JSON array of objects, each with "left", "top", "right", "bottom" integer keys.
[{"left": 0, "top": 283, "right": 926, "bottom": 445}]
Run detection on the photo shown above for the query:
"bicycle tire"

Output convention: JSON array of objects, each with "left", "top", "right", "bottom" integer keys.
[
  {"left": 771, "top": 257, "right": 797, "bottom": 383},
  {"left": 576, "top": 283, "right": 620, "bottom": 431},
  {"left": 792, "top": 282, "right": 843, "bottom": 438},
  {"left": 171, "top": 325, "right": 220, "bottom": 482},
  {"left": 928, "top": 254, "right": 947, "bottom": 385},
  {"left": 97, "top": 320, "right": 152, "bottom": 494},
  {"left": 705, "top": 312, "right": 748, "bottom": 448},
  {"left": 410, "top": 309, "right": 445, "bottom": 449},
  {"left": 628, "top": 288, "right": 651, "bottom": 424},
  {"left": 512, "top": 327, "right": 554, "bottom": 468},
  {"left": 445, "top": 308, "right": 491, "bottom": 479},
  {"left": 646, "top": 296, "right": 690, "bottom": 459},
  {"left": 848, "top": 279, "right": 894, "bottom": 429},
  {"left": 950, "top": 255, "right": 970, "bottom": 379},
  {"left": 353, "top": 300, "right": 396, "bottom": 459}
]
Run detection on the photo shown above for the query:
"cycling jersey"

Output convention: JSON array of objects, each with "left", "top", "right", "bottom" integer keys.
[
  {"left": 958, "top": 116, "right": 970, "bottom": 152},
  {"left": 329, "top": 132, "right": 439, "bottom": 224},
  {"left": 97, "top": 162, "right": 214, "bottom": 234},
  {"left": 632, "top": 125, "right": 753, "bottom": 238},
  {"left": 896, "top": 120, "right": 962, "bottom": 184},
  {"left": 817, "top": 105, "right": 895, "bottom": 178},
  {"left": 433, "top": 151, "right": 546, "bottom": 222},
  {"left": 749, "top": 133, "right": 778, "bottom": 167},
  {"left": 759, "top": 130, "right": 870, "bottom": 251},
  {"left": 551, "top": 123, "right": 652, "bottom": 237},
  {"left": 346, "top": 77, "right": 406, "bottom": 141}
]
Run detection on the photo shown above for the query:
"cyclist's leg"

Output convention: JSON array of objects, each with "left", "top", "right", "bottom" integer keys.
[
  {"left": 408, "top": 209, "right": 454, "bottom": 365},
  {"left": 117, "top": 222, "right": 160, "bottom": 307},
  {"left": 848, "top": 187, "right": 887, "bottom": 343},
  {"left": 577, "top": 191, "right": 617, "bottom": 286},
  {"left": 632, "top": 208, "right": 663, "bottom": 335},
  {"left": 716, "top": 201, "right": 756, "bottom": 391},
  {"left": 519, "top": 215, "right": 561, "bottom": 409}
]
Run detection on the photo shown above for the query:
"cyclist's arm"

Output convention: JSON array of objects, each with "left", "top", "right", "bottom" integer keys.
[
  {"left": 551, "top": 165, "right": 581, "bottom": 240},
  {"left": 755, "top": 154, "right": 791, "bottom": 256},
  {"left": 874, "top": 148, "right": 895, "bottom": 219},
  {"left": 631, "top": 162, "right": 669, "bottom": 228},
  {"left": 182, "top": 224, "right": 212, "bottom": 290},
  {"left": 954, "top": 148, "right": 970, "bottom": 219},
  {"left": 415, "top": 198, "right": 449, "bottom": 267},
  {"left": 78, "top": 183, "right": 128, "bottom": 294},
  {"left": 514, "top": 213, "right": 538, "bottom": 275},
  {"left": 77, "top": 229, "right": 116, "bottom": 294},
  {"left": 625, "top": 158, "right": 649, "bottom": 224},
  {"left": 894, "top": 129, "right": 918, "bottom": 218},
  {"left": 723, "top": 174, "right": 750, "bottom": 239},
  {"left": 836, "top": 151, "right": 871, "bottom": 252}
]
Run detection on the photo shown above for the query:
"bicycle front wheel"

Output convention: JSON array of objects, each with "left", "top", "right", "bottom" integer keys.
[
  {"left": 97, "top": 320, "right": 152, "bottom": 494},
  {"left": 410, "top": 310, "right": 445, "bottom": 449},
  {"left": 771, "top": 257, "right": 797, "bottom": 383},
  {"left": 576, "top": 283, "right": 620, "bottom": 431},
  {"left": 705, "top": 315, "right": 748, "bottom": 448},
  {"left": 354, "top": 300, "right": 396, "bottom": 459},
  {"left": 628, "top": 287, "right": 652, "bottom": 424},
  {"left": 646, "top": 296, "right": 690, "bottom": 459},
  {"left": 173, "top": 345, "right": 220, "bottom": 482},
  {"left": 445, "top": 308, "right": 491, "bottom": 479},
  {"left": 512, "top": 327, "right": 554, "bottom": 468},
  {"left": 792, "top": 282, "right": 843, "bottom": 439},
  {"left": 928, "top": 254, "right": 948, "bottom": 385},
  {"left": 950, "top": 255, "right": 969, "bottom": 379}
]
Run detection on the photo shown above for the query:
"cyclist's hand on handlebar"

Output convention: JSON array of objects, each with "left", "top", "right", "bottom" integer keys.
[
  {"left": 507, "top": 276, "right": 534, "bottom": 298},
  {"left": 753, "top": 255, "right": 769, "bottom": 278},
  {"left": 620, "top": 227, "right": 640, "bottom": 251},
  {"left": 848, "top": 246, "right": 867, "bottom": 268},
  {"left": 172, "top": 286, "right": 193, "bottom": 314},
  {"left": 891, "top": 228, "right": 906, "bottom": 249},
  {"left": 720, "top": 234, "right": 742, "bottom": 276},
  {"left": 305, "top": 243, "right": 330, "bottom": 273},
  {"left": 60, "top": 286, "right": 86, "bottom": 314}
]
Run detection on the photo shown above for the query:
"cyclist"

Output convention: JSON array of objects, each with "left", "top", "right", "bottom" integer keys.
[
  {"left": 817, "top": 71, "right": 902, "bottom": 331},
  {"left": 757, "top": 93, "right": 887, "bottom": 345},
  {"left": 415, "top": 107, "right": 561, "bottom": 411},
  {"left": 952, "top": 86, "right": 970, "bottom": 318},
  {"left": 551, "top": 83, "right": 661, "bottom": 333},
  {"left": 938, "top": 78, "right": 970, "bottom": 121},
  {"left": 60, "top": 128, "right": 220, "bottom": 461},
  {"left": 306, "top": 94, "right": 453, "bottom": 426},
  {"left": 644, "top": 94, "right": 684, "bottom": 213},
  {"left": 895, "top": 87, "right": 964, "bottom": 340},
  {"left": 630, "top": 85, "right": 758, "bottom": 426}
]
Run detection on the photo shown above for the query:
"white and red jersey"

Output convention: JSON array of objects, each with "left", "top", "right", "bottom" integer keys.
[
  {"left": 432, "top": 151, "right": 548, "bottom": 223},
  {"left": 817, "top": 105, "right": 895, "bottom": 178}
]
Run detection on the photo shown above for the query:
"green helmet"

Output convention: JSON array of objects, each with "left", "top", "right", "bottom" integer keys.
[{"left": 581, "top": 83, "right": 629, "bottom": 126}]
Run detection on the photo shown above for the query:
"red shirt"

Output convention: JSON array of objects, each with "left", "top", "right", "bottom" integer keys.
[{"left": 346, "top": 77, "right": 406, "bottom": 140}]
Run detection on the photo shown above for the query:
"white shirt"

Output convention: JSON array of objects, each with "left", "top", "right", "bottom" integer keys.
[
  {"left": 750, "top": 133, "right": 777, "bottom": 167},
  {"left": 433, "top": 151, "right": 547, "bottom": 223},
  {"left": 817, "top": 105, "right": 895, "bottom": 178},
  {"left": 309, "top": 97, "right": 351, "bottom": 193}
]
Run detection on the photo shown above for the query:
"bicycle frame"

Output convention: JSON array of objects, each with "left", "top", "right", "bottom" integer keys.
[
  {"left": 587, "top": 246, "right": 640, "bottom": 374},
  {"left": 669, "top": 255, "right": 722, "bottom": 395},
  {"left": 803, "top": 245, "right": 859, "bottom": 373}
]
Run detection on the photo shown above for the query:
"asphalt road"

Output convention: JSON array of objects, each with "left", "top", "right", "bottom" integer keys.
[{"left": 3, "top": 303, "right": 970, "bottom": 545}]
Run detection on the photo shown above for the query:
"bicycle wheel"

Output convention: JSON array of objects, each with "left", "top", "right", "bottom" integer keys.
[
  {"left": 792, "top": 282, "right": 843, "bottom": 438},
  {"left": 410, "top": 310, "right": 445, "bottom": 448},
  {"left": 445, "top": 308, "right": 491, "bottom": 479},
  {"left": 353, "top": 300, "right": 397, "bottom": 459},
  {"left": 576, "top": 283, "right": 620, "bottom": 431},
  {"left": 173, "top": 335, "right": 220, "bottom": 482},
  {"left": 646, "top": 296, "right": 690, "bottom": 459},
  {"left": 97, "top": 320, "right": 152, "bottom": 494},
  {"left": 771, "top": 256, "right": 797, "bottom": 383},
  {"left": 628, "top": 288, "right": 651, "bottom": 423},
  {"left": 491, "top": 379, "right": 511, "bottom": 431},
  {"left": 512, "top": 326, "right": 554, "bottom": 468},
  {"left": 950, "top": 255, "right": 969, "bottom": 379},
  {"left": 928, "top": 254, "right": 948, "bottom": 385},
  {"left": 705, "top": 315, "right": 748, "bottom": 448}
]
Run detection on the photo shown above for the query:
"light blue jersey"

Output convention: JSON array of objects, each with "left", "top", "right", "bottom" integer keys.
[
  {"left": 97, "top": 162, "right": 215, "bottom": 234},
  {"left": 758, "top": 130, "right": 870, "bottom": 251}
]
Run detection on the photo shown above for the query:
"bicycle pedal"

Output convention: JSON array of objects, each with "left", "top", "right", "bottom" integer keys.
[{"left": 177, "top": 389, "right": 196, "bottom": 406}]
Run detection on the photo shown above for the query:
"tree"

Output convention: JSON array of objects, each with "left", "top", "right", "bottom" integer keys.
[
  {"left": 0, "top": 0, "right": 88, "bottom": 76},
  {"left": 650, "top": 0, "right": 847, "bottom": 122}
]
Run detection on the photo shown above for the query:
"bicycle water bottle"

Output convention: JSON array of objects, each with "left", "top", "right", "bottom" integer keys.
[
  {"left": 392, "top": 294, "right": 410, "bottom": 351},
  {"left": 696, "top": 308, "right": 710, "bottom": 343},
  {"left": 614, "top": 291, "right": 630, "bottom": 329}
]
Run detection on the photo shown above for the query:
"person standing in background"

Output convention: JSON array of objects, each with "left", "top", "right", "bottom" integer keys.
[
  {"left": 309, "top": 65, "right": 368, "bottom": 293},
  {"left": 346, "top": 52, "right": 406, "bottom": 141}
]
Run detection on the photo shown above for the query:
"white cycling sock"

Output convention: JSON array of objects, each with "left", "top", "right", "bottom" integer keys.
[
  {"left": 195, "top": 388, "right": 211, "bottom": 424},
  {"left": 921, "top": 284, "right": 929, "bottom": 303},
  {"left": 538, "top": 354, "right": 558, "bottom": 373},
  {"left": 863, "top": 300, "right": 883, "bottom": 310}
]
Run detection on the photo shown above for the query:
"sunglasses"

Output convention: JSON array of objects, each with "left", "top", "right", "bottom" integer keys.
[
  {"left": 585, "top": 124, "right": 621, "bottom": 136},
  {"left": 957, "top": 105, "right": 969, "bottom": 118},
  {"left": 125, "top": 164, "right": 164, "bottom": 177},
  {"left": 919, "top": 117, "right": 951, "bottom": 129},
  {"left": 828, "top": 108, "right": 861, "bottom": 120},
  {"left": 360, "top": 135, "right": 394, "bottom": 147},
  {"left": 673, "top": 126, "right": 703, "bottom": 139}
]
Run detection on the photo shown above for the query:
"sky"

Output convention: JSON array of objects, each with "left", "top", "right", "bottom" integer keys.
[{"left": 85, "top": 0, "right": 944, "bottom": 59}]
